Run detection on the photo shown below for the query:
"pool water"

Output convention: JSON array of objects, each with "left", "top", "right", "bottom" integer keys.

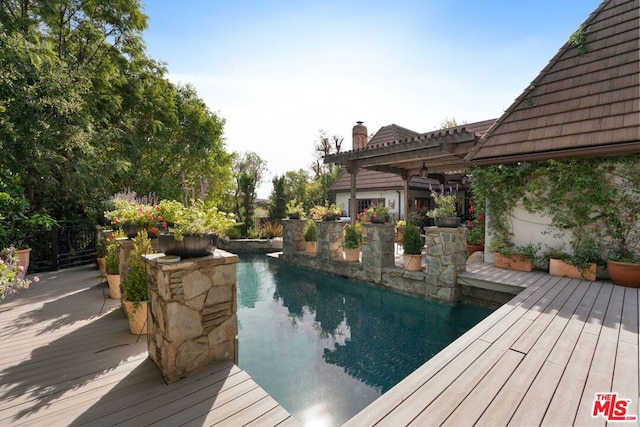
[{"left": 236, "top": 255, "right": 494, "bottom": 426}]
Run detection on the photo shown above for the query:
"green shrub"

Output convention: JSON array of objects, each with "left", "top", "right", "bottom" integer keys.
[
  {"left": 304, "top": 220, "right": 316, "bottom": 242},
  {"left": 402, "top": 224, "right": 423, "bottom": 255},
  {"left": 343, "top": 224, "right": 361, "bottom": 249}
]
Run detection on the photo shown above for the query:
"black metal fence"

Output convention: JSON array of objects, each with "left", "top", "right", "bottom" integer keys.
[{"left": 27, "top": 220, "right": 97, "bottom": 273}]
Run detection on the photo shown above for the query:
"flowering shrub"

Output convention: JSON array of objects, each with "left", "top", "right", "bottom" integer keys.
[
  {"left": 0, "top": 247, "right": 39, "bottom": 301},
  {"left": 466, "top": 200, "right": 486, "bottom": 244},
  {"left": 426, "top": 184, "right": 458, "bottom": 218}
]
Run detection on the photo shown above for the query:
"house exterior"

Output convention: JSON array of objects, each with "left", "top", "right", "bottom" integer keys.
[
  {"left": 327, "top": 119, "right": 495, "bottom": 220},
  {"left": 466, "top": 0, "right": 640, "bottom": 258}
]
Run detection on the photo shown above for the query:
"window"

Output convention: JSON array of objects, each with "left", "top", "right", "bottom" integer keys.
[{"left": 348, "top": 198, "right": 385, "bottom": 216}]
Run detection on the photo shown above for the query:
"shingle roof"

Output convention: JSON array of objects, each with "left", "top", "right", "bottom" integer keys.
[
  {"left": 366, "top": 124, "right": 421, "bottom": 148},
  {"left": 467, "top": 0, "right": 640, "bottom": 164},
  {"left": 329, "top": 169, "right": 433, "bottom": 193}
]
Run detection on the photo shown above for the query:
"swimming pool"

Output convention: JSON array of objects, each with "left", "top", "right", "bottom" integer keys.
[{"left": 236, "top": 255, "right": 494, "bottom": 426}]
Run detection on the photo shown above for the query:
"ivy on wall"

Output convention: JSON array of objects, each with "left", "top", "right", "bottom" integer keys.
[{"left": 470, "top": 154, "right": 640, "bottom": 261}]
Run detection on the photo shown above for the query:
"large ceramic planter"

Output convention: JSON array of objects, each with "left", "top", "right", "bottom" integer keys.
[
  {"left": 550, "top": 259, "right": 596, "bottom": 281},
  {"left": 494, "top": 252, "right": 533, "bottom": 272},
  {"left": 158, "top": 233, "right": 217, "bottom": 258},
  {"left": 607, "top": 260, "right": 640, "bottom": 287},
  {"left": 434, "top": 217, "right": 461, "bottom": 228},
  {"left": 106, "top": 274, "right": 121, "bottom": 299},
  {"left": 122, "top": 300, "right": 148, "bottom": 334},
  {"left": 305, "top": 241, "right": 317, "bottom": 254},
  {"left": 16, "top": 248, "right": 31, "bottom": 273},
  {"left": 466, "top": 244, "right": 484, "bottom": 257},
  {"left": 122, "top": 223, "right": 146, "bottom": 239},
  {"left": 370, "top": 216, "right": 389, "bottom": 224},
  {"left": 404, "top": 254, "right": 422, "bottom": 271},
  {"left": 344, "top": 248, "right": 360, "bottom": 262}
]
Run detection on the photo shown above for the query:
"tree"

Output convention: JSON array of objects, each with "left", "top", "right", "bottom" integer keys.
[
  {"left": 268, "top": 175, "right": 287, "bottom": 223},
  {"left": 439, "top": 118, "right": 465, "bottom": 129},
  {"left": 232, "top": 152, "right": 267, "bottom": 225}
]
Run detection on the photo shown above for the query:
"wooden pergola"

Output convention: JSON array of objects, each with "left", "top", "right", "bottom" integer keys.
[{"left": 324, "top": 120, "right": 494, "bottom": 223}]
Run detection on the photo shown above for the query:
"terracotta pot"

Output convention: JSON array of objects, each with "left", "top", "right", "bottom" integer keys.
[
  {"left": 607, "top": 260, "right": 640, "bottom": 287},
  {"left": 158, "top": 232, "right": 217, "bottom": 258},
  {"left": 549, "top": 259, "right": 596, "bottom": 281},
  {"left": 16, "top": 248, "right": 31, "bottom": 273},
  {"left": 494, "top": 252, "right": 533, "bottom": 272},
  {"left": 122, "top": 300, "right": 148, "bottom": 334},
  {"left": 106, "top": 274, "right": 121, "bottom": 299},
  {"left": 344, "top": 248, "right": 360, "bottom": 262},
  {"left": 404, "top": 254, "right": 422, "bottom": 271},
  {"left": 396, "top": 226, "right": 405, "bottom": 244},
  {"left": 97, "top": 257, "right": 107, "bottom": 276},
  {"left": 466, "top": 244, "right": 484, "bottom": 257},
  {"left": 305, "top": 241, "right": 317, "bottom": 254}
]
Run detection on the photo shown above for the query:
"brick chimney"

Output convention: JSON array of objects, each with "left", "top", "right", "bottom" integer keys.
[{"left": 352, "top": 121, "right": 367, "bottom": 150}]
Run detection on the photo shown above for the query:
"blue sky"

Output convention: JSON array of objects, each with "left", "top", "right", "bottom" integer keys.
[{"left": 141, "top": 0, "right": 602, "bottom": 198}]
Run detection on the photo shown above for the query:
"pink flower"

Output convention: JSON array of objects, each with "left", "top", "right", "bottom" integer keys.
[
  {"left": 161, "top": 222, "right": 167, "bottom": 228},
  {"left": 157, "top": 216, "right": 163, "bottom": 221},
  {"left": 478, "top": 214, "right": 485, "bottom": 221},
  {"left": 150, "top": 226, "right": 159, "bottom": 235},
  {"left": 33, "top": 276, "right": 40, "bottom": 282}
]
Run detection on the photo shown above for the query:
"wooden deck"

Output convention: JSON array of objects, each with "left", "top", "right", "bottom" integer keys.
[
  {"left": 3, "top": 262, "right": 639, "bottom": 426},
  {"left": 0, "top": 265, "right": 298, "bottom": 427},
  {"left": 346, "top": 263, "right": 640, "bottom": 426}
]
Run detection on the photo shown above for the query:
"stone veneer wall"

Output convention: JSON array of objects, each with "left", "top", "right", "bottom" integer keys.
[
  {"left": 142, "top": 250, "right": 238, "bottom": 384},
  {"left": 281, "top": 220, "right": 469, "bottom": 304},
  {"left": 423, "top": 227, "right": 467, "bottom": 302}
]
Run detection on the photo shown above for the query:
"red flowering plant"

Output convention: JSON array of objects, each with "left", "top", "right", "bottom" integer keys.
[
  {"left": 466, "top": 199, "right": 486, "bottom": 245},
  {"left": 104, "top": 193, "right": 164, "bottom": 238}
]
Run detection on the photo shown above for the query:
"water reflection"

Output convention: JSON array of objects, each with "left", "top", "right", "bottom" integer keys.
[{"left": 236, "top": 255, "right": 493, "bottom": 426}]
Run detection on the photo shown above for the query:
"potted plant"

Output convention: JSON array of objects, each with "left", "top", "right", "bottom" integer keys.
[
  {"left": 465, "top": 199, "right": 485, "bottom": 256},
  {"left": 395, "top": 220, "right": 407, "bottom": 244},
  {"left": 0, "top": 246, "right": 39, "bottom": 301},
  {"left": 366, "top": 204, "right": 390, "bottom": 224},
  {"left": 122, "top": 230, "right": 154, "bottom": 335},
  {"left": 304, "top": 220, "right": 316, "bottom": 254},
  {"left": 427, "top": 187, "right": 460, "bottom": 228},
  {"left": 96, "top": 232, "right": 108, "bottom": 277},
  {"left": 402, "top": 224, "right": 423, "bottom": 271},
  {"left": 310, "top": 203, "right": 341, "bottom": 221},
  {"left": 158, "top": 200, "right": 235, "bottom": 258},
  {"left": 105, "top": 229, "right": 125, "bottom": 299},
  {"left": 343, "top": 223, "right": 361, "bottom": 262},
  {"left": 546, "top": 242, "right": 600, "bottom": 281},
  {"left": 602, "top": 164, "right": 640, "bottom": 287},
  {"left": 285, "top": 199, "right": 306, "bottom": 220},
  {"left": 105, "top": 198, "right": 163, "bottom": 239},
  {"left": 0, "top": 191, "right": 55, "bottom": 273},
  {"left": 491, "top": 240, "right": 540, "bottom": 272}
]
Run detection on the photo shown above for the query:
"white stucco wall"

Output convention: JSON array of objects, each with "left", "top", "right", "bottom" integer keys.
[{"left": 484, "top": 202, "right": 573, "bottom": 263}]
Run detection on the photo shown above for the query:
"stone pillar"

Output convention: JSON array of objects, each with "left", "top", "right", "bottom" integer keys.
[
  {"left": 316, "top": 221, "right": 345, "bottom": 261},
  {"left": 282, "top": 219, "right": 307, "bottom": 260},
  {"left": 361, "top": 223, "right": 395, "bottom": 282},
  {"left": 143, "top": 250, "right": 239, "bottom": 384},
  {"left": 116, "top": 238, "right": 133, "bottom": 302},
  {"left": 423, "top": 227, "right": 467, "bottom": 302}
]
